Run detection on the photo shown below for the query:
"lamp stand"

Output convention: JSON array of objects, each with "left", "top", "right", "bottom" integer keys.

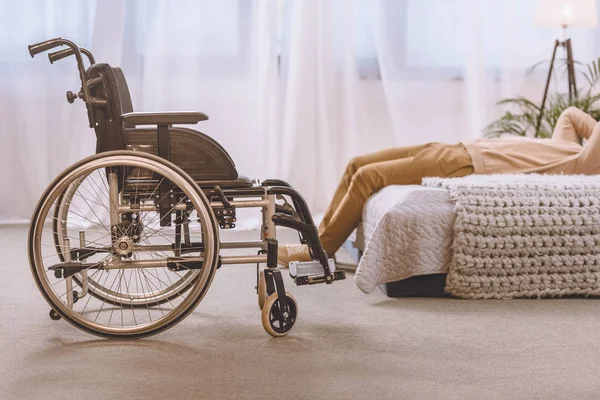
[{"left": 535, "top": 29, "right": 578, "bottom": 136}]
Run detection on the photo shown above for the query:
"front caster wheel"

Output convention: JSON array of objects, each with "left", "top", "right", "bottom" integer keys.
[
  {"left": 261, "top": 293, "right": 298, "bottom": 337},
  {"left": 49, "top": 309, "right": 61, "bottom": 321},
  {"left": 257, "top": 270, "right": 267, "bottom": 309}
]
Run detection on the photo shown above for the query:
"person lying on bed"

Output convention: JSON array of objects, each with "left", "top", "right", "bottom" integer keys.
[{"left": 278, "top": 106, "right": 600, "bottom": 265}]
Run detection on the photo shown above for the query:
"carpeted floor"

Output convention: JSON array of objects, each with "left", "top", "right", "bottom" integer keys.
[{"left": 2, "top": 225, "right": 600, "bottom": 400}]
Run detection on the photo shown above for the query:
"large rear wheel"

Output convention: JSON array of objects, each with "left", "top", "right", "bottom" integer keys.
[{"left": 29, "top": 151, "right": 220, "bottom": 339}]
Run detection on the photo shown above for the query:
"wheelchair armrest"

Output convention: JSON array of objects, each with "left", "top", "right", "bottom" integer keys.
[{"left": 121, "top": 111, "right": 209, "bottom": 126}]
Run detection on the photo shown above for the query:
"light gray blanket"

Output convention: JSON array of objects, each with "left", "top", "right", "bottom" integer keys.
[{"left": 422, "top": 174, "right": 600, "bottom": 299}]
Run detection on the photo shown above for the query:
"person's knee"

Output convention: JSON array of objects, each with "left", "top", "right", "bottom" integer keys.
[
  {"left": 346, "top": 156, "right": 364, "bottom": 176},
  {"left": 563, "top": 106, "right": 579, "bottom": 120},
  {"left": 352, "top": 165, "right": 383, "bottom": 197}
]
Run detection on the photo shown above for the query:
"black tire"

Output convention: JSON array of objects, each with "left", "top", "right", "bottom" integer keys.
[{"left": 49, "top": 309, "right": 61, "bottom": 321}]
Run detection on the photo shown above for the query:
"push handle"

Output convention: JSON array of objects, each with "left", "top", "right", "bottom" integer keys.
[
  {"left": 28, "top": 38, "right": 64, "bottom": 58},
  {"left": 27, "top": 37, "right": 106, "bottom": 107},
  {"left": 48, "top": 48, "right": 73, "bottom": 63},
  {"left": 48, "top": 47, "right": 96, "bottom": 65}
]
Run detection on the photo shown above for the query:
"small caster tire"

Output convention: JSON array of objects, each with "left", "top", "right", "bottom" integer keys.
[
  {"left": 258, "top": 270, "right": 267, "bottom": 309},
  {"left": 72, "top": 291, "right": 80, "bottom": 304},
  {"left": 49, "top": 309, "right": 61, "bottom": 321},
  {"left": 261, "top": 292, "right": 298, "bottom": 337}
]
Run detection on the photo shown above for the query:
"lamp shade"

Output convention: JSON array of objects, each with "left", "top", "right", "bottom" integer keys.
[{"left": 535, "top": 0, "right": 598, "bottom": 27}]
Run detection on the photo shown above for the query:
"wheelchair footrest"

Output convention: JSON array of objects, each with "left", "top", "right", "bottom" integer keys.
[
  {"left": 289, "top": 259, "right": 336, "bottom": 279},
  {"left": 48, "top": 262, "right": 100, "bottom": 279},
  {"left": 294, "top": 270, "right": 346, "bottom": 286}
]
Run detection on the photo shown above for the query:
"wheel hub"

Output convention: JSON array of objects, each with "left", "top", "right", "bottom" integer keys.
[
  {"left": 113, "top": 218, "right": 144, "bottom": 243},
  {"left": 113, "top": 236, "right": 134, "bottom": 257}
]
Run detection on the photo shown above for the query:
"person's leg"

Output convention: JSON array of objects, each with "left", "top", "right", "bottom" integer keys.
[
  {"left": 319, "top": 143, "right": 436, "bottom": 234},
  {"left": 552, "top": 106, "right": 597, "bottom": 143},
  {"left": 318, "top": 144, "right": 473, "bottom": 255},
  {"left": 278, "top": 144, "right": 474, "bottom": 265}
]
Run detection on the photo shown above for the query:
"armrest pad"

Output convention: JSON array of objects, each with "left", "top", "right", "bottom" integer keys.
[{"left": 121, "top": 111, "right": 208, "bottom": 125}]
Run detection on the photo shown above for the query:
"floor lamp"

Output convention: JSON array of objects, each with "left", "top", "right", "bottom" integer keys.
[{"left": 534, "top": 0, "right": 598, "bottom": 135}]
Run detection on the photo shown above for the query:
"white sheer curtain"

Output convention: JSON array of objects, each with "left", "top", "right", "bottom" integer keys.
[
  {"left": 3, "top": 0, "right": 600, "bottom": 223},
  {"left": 0, "top": 0, "right": 99, "bottom": 223}
]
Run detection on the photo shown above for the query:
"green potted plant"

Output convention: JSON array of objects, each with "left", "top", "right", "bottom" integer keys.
[{"left": 485, "top": 58, "right": 600, "bottom": 139}]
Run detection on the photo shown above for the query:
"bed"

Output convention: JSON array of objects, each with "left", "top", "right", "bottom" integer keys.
[{"left": 352, "top": 175, "right": 600, "bottom": 299}]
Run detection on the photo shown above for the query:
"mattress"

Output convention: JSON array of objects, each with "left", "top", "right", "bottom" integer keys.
[{"left": 353, "top": 185, "right": 455, "bottom": 294}]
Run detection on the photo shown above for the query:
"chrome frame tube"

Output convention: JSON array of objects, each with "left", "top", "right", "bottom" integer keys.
[
  {"left": 71, "top": 240, "right": 266, "bottom": 255},
  {"left": 78, "top": 231, "right": 89, "bottom": 297},
  {"left": 108, "top": 171, "right": 120, "bottom": 228},
  {"left": 118, "top": 199, "right": 270, "bottom": 213},
  {"left": 103, "top": 255, "right": 267, "bottom": 270},
  {"left": 183, "top": 213, "right": 190, "bottom": 246},
  {"left": 221, "top": 255, "right": 268, "bottom": 265},
  {"left": 212, "top": 200, "right": 269, "bottom": 208},
  {"left": 221, "top": 241, "right": 265, "bottom": 250},
  {"left": 64, "top": 238, "right": 74, "bottom": 308},
  {"left": 265, "top": 194, "right": 276, "bottom": 240}
]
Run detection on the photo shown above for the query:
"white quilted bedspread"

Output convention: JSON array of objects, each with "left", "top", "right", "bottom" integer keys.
[{"left": 353, "top": 185, "right": 454, "bottom": 294}]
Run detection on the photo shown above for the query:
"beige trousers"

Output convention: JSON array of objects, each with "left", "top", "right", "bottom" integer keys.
[{"left": 318, "top": 143, "right": 474, "bottom": 256}]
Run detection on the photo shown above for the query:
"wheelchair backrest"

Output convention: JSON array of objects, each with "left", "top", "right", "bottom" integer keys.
[
  {"left": 86, "top": 63, "right": 134, "bottom": 153},
  {"left": 28, "top": 38, "right": 244, "bottom": 184},
  {"left": 83, "top": 60, "right": 242, "bottom": 183}
]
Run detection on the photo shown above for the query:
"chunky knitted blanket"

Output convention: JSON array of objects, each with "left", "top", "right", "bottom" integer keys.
[{"left": 422, "top": 174, "right": 600, "bottom": 299}]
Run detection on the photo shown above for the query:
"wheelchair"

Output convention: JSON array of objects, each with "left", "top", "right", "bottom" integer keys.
[{"left": 27, "top": 38, "right": 345, "bottom": 339}]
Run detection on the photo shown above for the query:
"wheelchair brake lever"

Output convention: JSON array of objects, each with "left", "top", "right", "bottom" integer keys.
[
  {"left": 213, "top": 186, "right": 236, "bottom": 229},
  {"left": 213, "top": 186, "right": 233, "bottom": 209}
]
